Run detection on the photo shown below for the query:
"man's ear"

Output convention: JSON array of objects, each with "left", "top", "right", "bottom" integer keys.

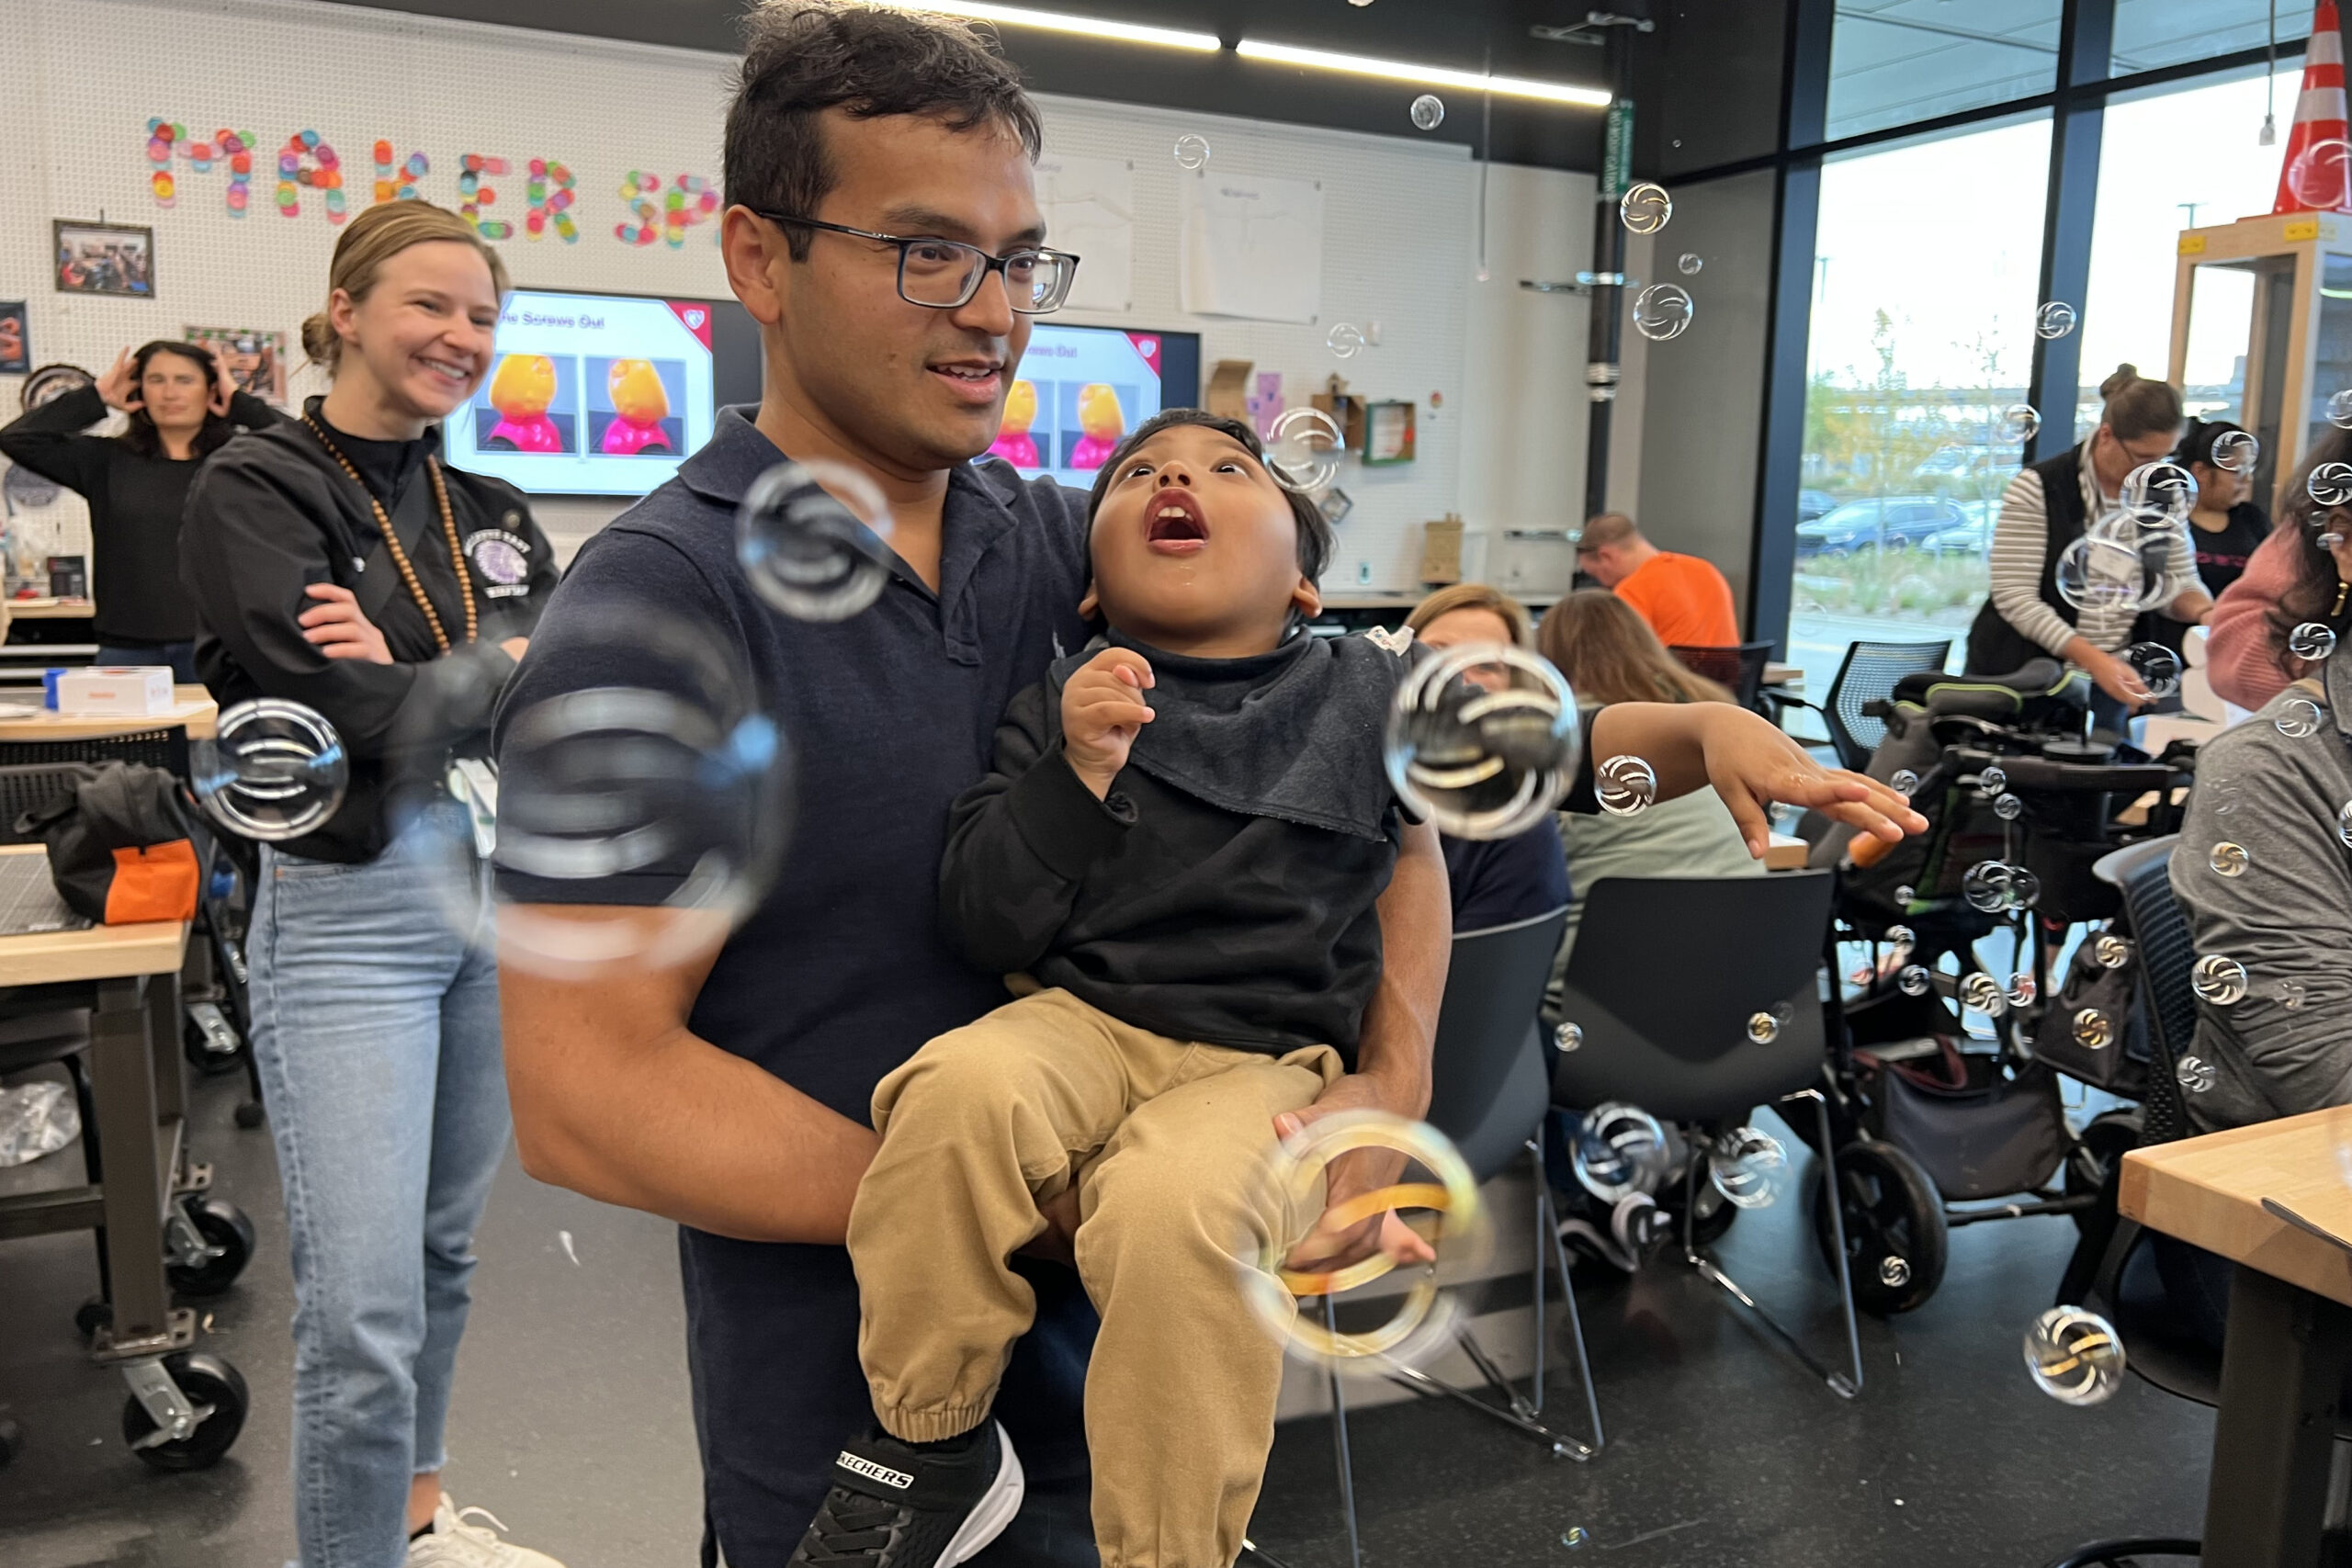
[
  {"left": 720, "top": 207, "right": 786, "bottom": 328},
  {"left": 1290, "top": 575, "right": 1322, "bottom": 621}
]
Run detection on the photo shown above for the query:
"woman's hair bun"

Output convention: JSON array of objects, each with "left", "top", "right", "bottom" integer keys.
[
  {"left": 299, "top": 311, "right": 338, "bottom": 371},
  {"left": 2099, "top": 363, "right": 2140, "bottom": 399}
]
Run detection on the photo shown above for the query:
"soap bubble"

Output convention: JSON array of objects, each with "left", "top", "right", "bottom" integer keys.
[
  {"left": 1994, "top": 793, "right": 2023, "bottom": 821},
  {"left": 2290, "top": 138, "right": 2352, "bottom": 210},
  {"left": 2208, "top": 841, "right": 2250, "bottom": 877},
  {"left": 2000, "top": 404, "right": 2041, "bottom": 444},
  {"left": 1266, "top": 407, "right": 1344, "bottom": 494},
  {"left": 2211, "top": 429, "right": 2258, "bottom": 472},
  {"left": 2053, "top": 533, "right": 2150, "bottom": 614},
  {"left": 1890, "top": 768, "right": 1919, "bottom": 795},
  {"left": 1961, "top": 971, "right": 2007, "bottom": 1017},
  {"left": 2006, "top": 971, "right": 2037, "bottom": 1008},
  {"left": 1597, "top": 753, "right": 1658, "bottom": 816},
  {"left": 2288, "top": 621, "right": 2338, "bottom": 661},
  {"left": 1385, "top": 643, "right": 1579, "bottom": 840},
  {"left": 1172, "top": 134, "right": 1210, "bottom": 170},
  {"left": 1326, "top": 321, "right": 1365, "bottom": 359},
  {"left": 2024, "top": 1305, "right": 2124, "bottom": 1405},
  {"left": 1708, "top": 1126, "right": 1786, "bottom": 1210},
  {"left": 737, "top": 460, "right": 893, "bottom": 623},
  {"left": 1619, "top": 181, "right": 1672, "bottom": 234},
  {"left": 1894, "top": 884, "right": 1917, "bottom": 905},
  {"left": 1239, "top": 1110, "right": 1491, "bottom": 1372},
  {"left": 2278, "top": 977, "right": 2308, "bottom": 1010},
  {"left": 1897, "top": 964, "right": 1931, "bottom": 997},
  {"left": 1879, "top": 1257, "right": 1912, "bottom": 1288},
  {"left": 2120, "top": 460, "right": 2195, "bottom": 525},
  {"left": 1632, "top": 284, "right": 1695, "bottom": 342},
  {"left": 2123, "top": 642, "right": 2182, "bottom": 698},
  {"left": 1746, "top": 1011, "right": 1780, "bottom": 1044},
  {"left": 1885, "top": 924, "right": 1917, "bottom": 960},
  {"left": 2072, "top": 1008, "right": 2113, "bottom": 1050},
  {"left": 2008, "top": 865, "right": 2041, "bottom": 909},
  {"left": 2191, "top": 953, "right": 2248, "bottom": 1005},
  {"left": 2323, "top": 532, "right": 2346, "bottom": 551},
  {"left": 1677, "top": 253, "right": 1703, "bottom": 276},
  {"left": 1562, "top": 1528, "right": 1591, "bottom": 1550},
  {"left": 1980, "top": 765, "right": 2007, "bottom": 794},
  {"left": 1555, "top": 1021, "right": 1584, "bottom": 1053},
  {"left": 397, "top": 617, "right": 792, "bottom": 976},
  {"left": 1408, "top": 94, "right": 1445, "bottom": 130},
  {"left": 2308, "top": 462, "right": 2352, "bottom": 507},
  {"left": 2332, "top": 389, "right": 2352, "bottom": 431},
  {"left": 2176, "top": 1055, "right": 2217, "bottom": 1094},
  {"left": 1570, "top": 1102, "right": 1670, "bottom": 1203},
  {"left": 192, "top": 699, "right": 350, "bottom": 841},
  {"left": 1962, "top": 860, "right": 2013, "bottom": 913},
  {"left": 2092, "top": 933, "right": 2132, "bottom": 970},
  {"left": 2034, "top": 300, "right": 2078, "bottom": 340},
  {"left": 2340, "top": 800, "right": 2352, "bottom": 848},
  {"left": 2277, "top": 696, "right": 2325, "bottom": 739}
]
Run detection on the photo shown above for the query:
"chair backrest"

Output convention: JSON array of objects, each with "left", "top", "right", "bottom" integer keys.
[
  {"left": 1826, "top": 639, "right": 1952, "bottom": 771},
  {"left": 1551, "top": 871, "right": 1835, "bottom": 1122},
  {"left": 1425, "top": 908, "right": 1568, "bottom": 1183},
  {"left": 2113, "top": 840, "right": 2198, "bottom": 1147},
  {"left": 1668, "top": 641, "right": 1774, "bottom": 712}
]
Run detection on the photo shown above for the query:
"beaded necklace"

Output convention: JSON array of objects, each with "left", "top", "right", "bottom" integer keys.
[{"left": 300, "top": 411, "right": 477, "bottom": 654}]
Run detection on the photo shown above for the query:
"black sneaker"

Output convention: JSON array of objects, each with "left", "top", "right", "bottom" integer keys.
[{"left": 787, "top": 1420, "right": 1024, "bottom": 1567}]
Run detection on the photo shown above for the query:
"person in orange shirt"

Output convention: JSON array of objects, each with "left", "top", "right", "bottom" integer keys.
[{"left": 1575, "top": 511, "right": 1738, "bottom": 648}]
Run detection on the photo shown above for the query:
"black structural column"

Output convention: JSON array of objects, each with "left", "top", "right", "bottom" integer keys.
[
  {"left": 1747, "top": 0, "right": 1832, "bottom": 651},
  {"left": 2025, "top": 0, "right": 2114, "bottom": 461},
  {"left": 1582, "top": 28, "right": 1637, "bottom": 521}
]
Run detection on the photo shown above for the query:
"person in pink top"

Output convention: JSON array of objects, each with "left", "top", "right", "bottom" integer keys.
[{"left": 2206, "top": 434, "right": 2352, "bottom": 709}]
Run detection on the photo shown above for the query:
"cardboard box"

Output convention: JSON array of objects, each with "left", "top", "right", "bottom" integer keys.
[
  {"left": 1205, "top": 358, "right": 1253, "bottom": 421},
  {"left": 1419, "top": 515, "right": 1464, "bottom": 585},
  {"left": 56, "top": 666, "right": 175, "bottom": 716}
]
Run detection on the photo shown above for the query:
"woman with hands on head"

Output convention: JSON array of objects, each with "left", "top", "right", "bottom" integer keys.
[{"left": 0, "top": 338, "right": 277, "bottom": 681}]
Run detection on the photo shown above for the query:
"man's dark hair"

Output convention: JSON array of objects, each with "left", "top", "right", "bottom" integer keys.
[
  {"left": 1086, "top": 408, "right": 1335, "bottom": 585},
  {"left": 726, "top": 2, "right": 1044, "bottom": 262}
]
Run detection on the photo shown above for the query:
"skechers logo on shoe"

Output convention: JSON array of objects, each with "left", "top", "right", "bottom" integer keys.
[{"left": 839, "top": 1452, "right": 915, "bottom": 1490}]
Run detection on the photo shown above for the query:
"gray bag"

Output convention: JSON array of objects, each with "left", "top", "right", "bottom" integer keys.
[
  {"left": 1862, "top": 1040, "right": 2070, "bottom": 1201},
  {"left": 2030, "top": 924, "right": 2150, "bottom": 1098}
]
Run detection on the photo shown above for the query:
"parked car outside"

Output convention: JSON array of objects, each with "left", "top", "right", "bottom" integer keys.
[
  {"left": 1922, "top": 499, "right": 1999, "bottom": 556},
  {"left": 1798, "top": 489, "right": 1835, "bottom": 523},
  {"left": 1794, "top": 495, "right": 1967, "bottom": 556}
]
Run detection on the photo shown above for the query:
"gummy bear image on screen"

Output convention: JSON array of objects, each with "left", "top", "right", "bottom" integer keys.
[
  {"left": 600, "top": 358, "right": 674, "bottom": 456},
  {"left": 1067, "top": 382, "right": 1125, "bottom": 470},
  {"left": 481, "top": 354, "right": 571, "bottom": 454},
  {"left": 989, "top": 378, "right": 1042, "bottom": 468}
]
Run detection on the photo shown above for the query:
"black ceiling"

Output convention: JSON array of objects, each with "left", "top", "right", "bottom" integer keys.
[{"left": 320, "top": 0, "right": 1720, "bottom": 173}]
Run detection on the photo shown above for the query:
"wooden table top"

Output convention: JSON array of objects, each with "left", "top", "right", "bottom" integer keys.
[
  {"left": 0, "top": 847, "right": 187, "bottom": 986},
  {"left": 5, "top": 597, "right": 95, "bottom": 621},
  {"left": 0, "top": 684, "right": 217, "bottom": 742},
  {"left": 2120, "top": 1105, "right": 2352, "bottom": 1310}
]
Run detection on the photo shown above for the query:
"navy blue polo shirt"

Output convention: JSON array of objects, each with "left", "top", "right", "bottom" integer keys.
[{"left": 497, "top": 408, "right": 1098, "bottom": 1564}]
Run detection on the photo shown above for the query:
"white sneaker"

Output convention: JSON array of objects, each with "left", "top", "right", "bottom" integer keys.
[{"left": 406, "top": 1495, "right": 568, "bottom": 1568}]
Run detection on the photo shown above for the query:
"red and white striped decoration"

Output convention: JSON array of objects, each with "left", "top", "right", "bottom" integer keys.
[{"left": 2274, "top": 0, "right": 2351, "bottom": 215}]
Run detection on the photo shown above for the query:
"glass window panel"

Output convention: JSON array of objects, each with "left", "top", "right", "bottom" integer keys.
[
  {"left": 2112, "top": 0, "right": 2314, "bottom": 77},
  {"left": 1785, "top": 116, "right": 2052, "bottom": 701},
  {"left": 1826, "top": 0, "right": 2062, "bottom": 142}
]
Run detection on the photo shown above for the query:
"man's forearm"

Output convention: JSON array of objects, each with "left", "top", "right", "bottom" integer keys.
[
  {"left": 1356, "top": 820, "right": 1450, "bottom": 1113},
  {"left": 502, "top": 969, "right": 878, "bottom": 1245}
]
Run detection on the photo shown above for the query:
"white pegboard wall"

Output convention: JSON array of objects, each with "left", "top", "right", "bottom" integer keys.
[{"left": 2, "top": 0, "right": 1486, "bottom": 591}]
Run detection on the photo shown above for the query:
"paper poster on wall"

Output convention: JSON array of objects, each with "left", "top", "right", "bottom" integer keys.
[
  {"left": 1178, "top": 172, "right": 1323, "bottom": 323},
  {"left": 1036, "top": 153, "right": 1134, "bottom": 312},
  {"left": 0, "top": 304, "right": 27, "bottom": 376},
  {"left": 186, "top": 327, "right": 287, "bottom": 403}
]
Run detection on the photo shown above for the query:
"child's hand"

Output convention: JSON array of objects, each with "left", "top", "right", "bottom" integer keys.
[
  {"left": 1694, "top": 704, "right": 1924, "bottom": 857},
  {"left": 1060, "top": 647, "right": 1154, "bottom": 799}
]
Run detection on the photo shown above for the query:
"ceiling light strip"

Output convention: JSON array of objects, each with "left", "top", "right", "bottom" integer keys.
[
  {"left": 864, "top": 0, "right": 1220, "bottom": 52},
  {"left": 1236, "top": 39, "right": 1611, "bottom": 107}
]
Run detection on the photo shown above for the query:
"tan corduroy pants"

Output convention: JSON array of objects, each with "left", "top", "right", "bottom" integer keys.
[{"left": 849, "top": 985, "right": 1345, "bottom": 1568}]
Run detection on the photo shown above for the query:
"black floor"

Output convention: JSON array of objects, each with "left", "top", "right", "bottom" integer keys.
[{"left": 0, "top": 1074, "right": 2211, "bottom": 1567}]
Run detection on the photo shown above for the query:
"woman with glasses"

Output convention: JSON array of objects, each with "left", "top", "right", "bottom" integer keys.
[{"left": 1965, "top": 364, "right": 2211, "bottom": 733}]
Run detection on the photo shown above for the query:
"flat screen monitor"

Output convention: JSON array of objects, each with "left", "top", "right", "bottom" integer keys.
[
  {"left": 448, "top": 288, "right": 762, "bottom": 498},
  {"left": 989, "top": 325, "right": 1202, "bottom": 490}
]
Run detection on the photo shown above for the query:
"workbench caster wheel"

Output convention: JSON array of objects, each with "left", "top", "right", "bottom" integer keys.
[
  {"left": 74, "top": 1295, "right": 111, "bottom": 1340},
  {"left": 233, "top": 1100, "right": 266, "bottom": 1130},
  {"left": 182, "top": 1007, "right": 245, "bottom": 1077},
  {"left": 0, "top": 1416, "right": 21, "bottom": 1468},
  {"left": 166, "top": 1195, "right": 254, "bottom": 1298},
  {"left": 123, "top": 1352, "right": 247, "bottom": 1471}
]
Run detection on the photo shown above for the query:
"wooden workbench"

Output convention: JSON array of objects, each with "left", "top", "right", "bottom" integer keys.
[{"left": 0, "top": 684, "right": 218, "bottom": 743}]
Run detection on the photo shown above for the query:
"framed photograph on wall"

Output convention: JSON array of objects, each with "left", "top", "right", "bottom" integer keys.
[
  {"left": 54, "top": 220, "right": 155, "bottom": 299},
  {"left": 187, "top": 326, "right": 287, "bottom": 403},
  {"left": 0, "top": 303, "right": 27, "bottom": 375}
]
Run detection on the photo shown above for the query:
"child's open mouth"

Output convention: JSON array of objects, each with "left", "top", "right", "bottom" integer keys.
[{"left": 1146, "top": 492, "right": 1210, "bottom": 555}]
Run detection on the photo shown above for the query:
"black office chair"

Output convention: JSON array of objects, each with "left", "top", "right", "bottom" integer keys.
[
  {"left": 1668, "top": 640, "right": 1776, "bottom": 713},
  {"left": 1307, "top": 908, "right": 1601, "bottom": 1568},
  {"left": 1774, "top": 638, "right": 1953, "bottom": 771},
  {"left": 1552, "top": 871, "right": 1866, "bottom": 1399}
]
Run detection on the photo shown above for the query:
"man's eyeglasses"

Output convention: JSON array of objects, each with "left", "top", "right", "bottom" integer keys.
[{"left": 756, "top": 212, "right": 1080, "bottom": 314}]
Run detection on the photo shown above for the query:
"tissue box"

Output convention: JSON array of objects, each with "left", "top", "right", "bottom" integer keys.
[{"left": 56, "top": 667, "right": 175, "bottom": 716}]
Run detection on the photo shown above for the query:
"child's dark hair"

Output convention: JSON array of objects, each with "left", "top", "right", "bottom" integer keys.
[
  {"left": 2267, "top": 423, "right": 2352, "bottom": 675},
  {"left": 1085, "top": 408, "right": 1335, "bottom": 584},
  {"left": 2174, "top": 415, "right": 2249, "bottom": 472}
]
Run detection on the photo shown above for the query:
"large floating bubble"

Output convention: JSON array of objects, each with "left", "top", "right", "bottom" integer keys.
[
  {"left": 1385, "top": 643, "right": 1579, "bottom": 840},
  {"left": 2211, "top": 429, "right": 2258, "bottom": 472},
  {"left": 2288, "top": 621, "right": 2338, "bottom": 662},
  {"left": 1239, "top": 1109, "right": 1491, "bottom": 1371},
  {"left": 1570, "top": 1102, "right": 1670, "bottom": 1203},
  {"left": 2035, "top": 300, "right": 2078, "bottom": 340},
  {"left": 1677, "top": 253, "right": 1703, "bottom": 276},
  {"left": 2120, "top": 460, "right": 2194, "bottom": 526},
  {"left": 2208, "top": 841, "right": 2249, "bottom": 878},
  {"left": 2191, "top": 953, "right": 2248, "bottom": 1006},
  {"left": 2278, "top": 696, "right": 2325, "bottom": 739},
  {"left": 737, "top": 460, "right": 894, "bottom": 624},
  {"left": 2024, "top": 1305, "right": 2124, "bottom": 1405},
  {"left": 1172, "top": 134, "right": 1210, "bottom": 170},
  {"left": 192, "top": 699, "right": 350, "bottom": 842},
  {"left": 1960, "top": 971, "right": 2007, "bottom": 1017},
  {"left": 2053, "top": 533, "right": 2151, "bottom": 614},
  {"left": 1596, "top": 753, "right": 1657, "bottom": 816},
  {"left": 2308, "top": 462, "right": 2352, "bottom": 508},
  {"left": 2289, "top": 138, "right": 2352, "bottom": 211},
  {"left": 2176, "top": 1055, "right": 2217, "bottom": 1095},
  {"left": 1708, "top": 1126, "right": 1786, "bottom": 1210},
  {"left": 1408, "top": 94, "right": 1445, "bottom": 130},
  {"left": 1266, "top": 406, "right": 1344, "bottom": 494},
  {"left": 1632, "top": 284, "right": 1694, "bottom": 342},
  {"left": 2000, "top": 404, "right": 2041, "bottom": 444},
  {"left": 1326, "top": 321, "right": 1365, "bottom": 360},
  {"left": 2123, "top": 642, "right": 2182, "bottom": 698},
  {"left": 1618, "top": 182, "right": 1671, "bottom": 234}
]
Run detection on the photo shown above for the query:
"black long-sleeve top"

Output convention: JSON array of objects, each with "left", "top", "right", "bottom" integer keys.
[
  {"left": 179, "top": 398, "right": 560, "bottom": 863},
  {"left": 0, "top": 383, "right": 278, "bottom": 644}
]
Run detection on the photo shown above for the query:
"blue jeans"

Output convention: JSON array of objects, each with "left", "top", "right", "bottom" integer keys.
[
  {"left": 95, "top": 640, "right": 198, "bottom": 684},
  {"left": 251, "top": 825, "right": 506, "bottom": 1568}
]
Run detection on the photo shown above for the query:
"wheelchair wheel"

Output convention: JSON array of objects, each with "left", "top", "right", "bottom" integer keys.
[
  {"left": 122, "top": 1352, "right": 247, "bottom": 1472},
  {"left": 1809, "top": 1139, "right": 1947, "bottom": 1314},
  {"left": 2065, "top": 1110, "right": 2143, "bottom": 1235}
]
